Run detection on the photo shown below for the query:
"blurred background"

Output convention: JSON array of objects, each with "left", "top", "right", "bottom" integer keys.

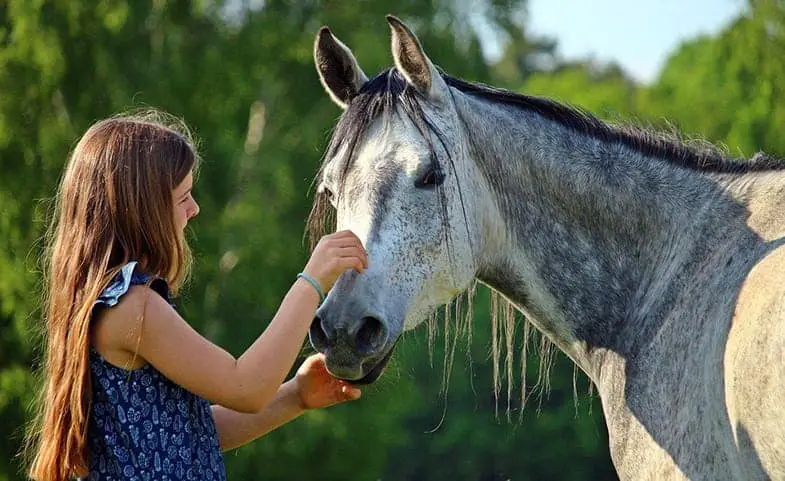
[{"left": 1, "top": 0, "right": 782, "bottom": 479}]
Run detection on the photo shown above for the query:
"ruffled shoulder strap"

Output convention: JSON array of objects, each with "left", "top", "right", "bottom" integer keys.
[{"left": 94, "top": 261, "right": 171, "bottom": 309}]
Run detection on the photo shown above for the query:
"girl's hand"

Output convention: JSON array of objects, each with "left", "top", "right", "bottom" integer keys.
[
  {"left": 303, "top": 230, "right": 368, "bottom": 293},
  {"left": 295, "top": 353, "right": 362, "bottom": 410}
]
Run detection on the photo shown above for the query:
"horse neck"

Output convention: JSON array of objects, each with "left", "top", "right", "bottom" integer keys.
[{"left": 456, "top": 92, "right": 760, "bottom": 379}]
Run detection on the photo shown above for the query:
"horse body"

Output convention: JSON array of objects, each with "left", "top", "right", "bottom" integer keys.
[
  {"left": 464, "top": 88, "right": 785, "bottom": 481},
  {"left": 309, "top": 17, "right": 785, "bottom": 480}
]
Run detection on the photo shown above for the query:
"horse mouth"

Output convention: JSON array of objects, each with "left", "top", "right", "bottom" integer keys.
[{"left": 337, "top": 342, "right": 398, "bottom": 385}]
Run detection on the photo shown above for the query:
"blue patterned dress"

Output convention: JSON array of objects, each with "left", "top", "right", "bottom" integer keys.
[{"left": 86, "top": 262, "right": 226, "bottom": 480}]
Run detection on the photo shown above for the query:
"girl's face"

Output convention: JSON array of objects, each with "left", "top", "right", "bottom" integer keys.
[{"left": 172, "top": 171, "right": 199, "bottom": 231}]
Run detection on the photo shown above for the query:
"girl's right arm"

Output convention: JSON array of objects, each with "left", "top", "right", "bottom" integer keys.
[{"left": 99, "top": 230, "right": 367, "bottom": 413}]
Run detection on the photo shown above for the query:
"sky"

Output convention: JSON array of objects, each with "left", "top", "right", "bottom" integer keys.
[{"left": 507, "top": 0, "right": 746, "bottom": 83}]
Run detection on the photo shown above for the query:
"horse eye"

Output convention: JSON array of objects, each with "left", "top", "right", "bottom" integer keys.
[{"left": 415, "top": 168, "right": 443, "bottom": 189}]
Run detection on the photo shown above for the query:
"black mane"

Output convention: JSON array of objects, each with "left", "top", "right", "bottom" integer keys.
[{"left": 325, "top": 67, "right": 782, "bottom": 174}]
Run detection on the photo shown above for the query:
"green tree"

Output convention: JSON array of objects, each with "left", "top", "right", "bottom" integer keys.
[
  {"left": 644, "top": 0, "right": 785, "bottom": 158},
  {"left": 522, "top": 61, "right": 640, "bottom": 121}
]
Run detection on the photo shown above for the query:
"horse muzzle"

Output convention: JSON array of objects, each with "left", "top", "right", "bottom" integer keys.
[{"left": 309, "top": 309, "right": 397, "bottom": 384}]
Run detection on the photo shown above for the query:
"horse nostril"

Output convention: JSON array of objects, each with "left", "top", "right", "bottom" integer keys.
[
  {"left": 309, "top": 316, "right": 330, "bottom": 352},
  {"left": 355, "top": 316, "right": 387, "bottom": 355}
]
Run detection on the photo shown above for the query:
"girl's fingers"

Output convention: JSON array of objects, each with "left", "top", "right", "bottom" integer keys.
[
  {"left": 340, "top": 384, "right": 362, "bottom": 400},
  {"left": 334, "top": 256, "right": 366, "bottom": 273},
  {"left": 337, "top": 247, "right": 368, "bottom": 267},
  {"left": 345, "top": 258, "right": 365, "bottom": 273},
  {"left": 331, "top": 238, "right": 366, "bottom": 251},
  {"left": 305, "top": 353, "right": 326, "bottom": 369},
  {"left": 329, "top": 231, "right": 365, "bottom": 246},
  {"left": 329, "top": 230, "right": 358, "bottom": 243}
]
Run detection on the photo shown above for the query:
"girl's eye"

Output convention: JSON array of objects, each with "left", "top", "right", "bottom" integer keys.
[{"left": 415, "top": 168, "right": 444, "bottom": 188}]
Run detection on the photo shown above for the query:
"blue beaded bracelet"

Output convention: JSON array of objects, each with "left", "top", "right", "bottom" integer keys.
[{"left": 297, "top": 272, "right": 325, "bottom": 304}]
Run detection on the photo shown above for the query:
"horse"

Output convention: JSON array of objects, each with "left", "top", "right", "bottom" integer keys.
[{"left": 307, "top": 15, "right": 785, "bottom": 480}]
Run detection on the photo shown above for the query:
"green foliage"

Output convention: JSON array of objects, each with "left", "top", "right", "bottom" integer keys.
[
  {"left": 522, "top": 61, "right": 639, "bottom": 122},
  {"left": 644, "top": 1, "right": 785, "bottom": 158},
  {"left": 2, "top": 0, "right": 783, "bottom": 479}
]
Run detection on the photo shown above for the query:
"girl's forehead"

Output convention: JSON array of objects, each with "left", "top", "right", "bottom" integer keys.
[{"left": 173, "top": 171, "right": 194, "bottom": 191}]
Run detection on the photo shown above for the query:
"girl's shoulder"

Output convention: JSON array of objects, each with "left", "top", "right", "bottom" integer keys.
[{"left": 91, "top": 261, "right": 174, "bottom": 369}]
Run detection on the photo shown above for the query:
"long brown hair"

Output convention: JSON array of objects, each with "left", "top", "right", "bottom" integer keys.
[{"left": 26, "top": 111, "right": 199, "bottom": 481}]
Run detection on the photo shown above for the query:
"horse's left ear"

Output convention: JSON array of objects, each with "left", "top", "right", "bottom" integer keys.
[{"left": 386, "top": 15, "right": 448, "bottom": 101}]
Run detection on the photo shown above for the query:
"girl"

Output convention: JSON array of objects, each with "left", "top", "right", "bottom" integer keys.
[{"left": 26, "top": 112, "right": 366, "bottom": 481}]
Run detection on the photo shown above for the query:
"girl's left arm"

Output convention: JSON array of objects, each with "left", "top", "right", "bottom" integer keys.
[
  {"left": 211, "top": 353, "right": 361, "bottom": 451},
  {"left": 211, "top": 379, "right": 303, "bottom": 451}
]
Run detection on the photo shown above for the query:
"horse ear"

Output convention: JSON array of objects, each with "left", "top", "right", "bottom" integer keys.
[
  {"left": 314, "top": 27, "right": 369, "bottom": 109},
  {"left": 386, "top": 15, "right": 447, "bottom": 101}
]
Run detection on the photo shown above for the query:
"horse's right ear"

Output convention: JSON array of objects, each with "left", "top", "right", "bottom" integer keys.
[{"left": 314, "top": 27, "right": 368, "bottom": 110}]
